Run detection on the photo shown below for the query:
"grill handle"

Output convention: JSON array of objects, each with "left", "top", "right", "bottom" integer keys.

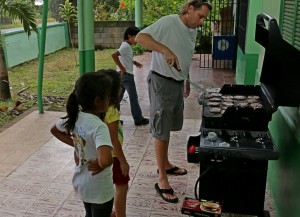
[
  {"left": 257, "top": 13, "right": 273, "bottom": 22},
  {"left": 255, "top": 13, "right": 281, "bottom": 49}
]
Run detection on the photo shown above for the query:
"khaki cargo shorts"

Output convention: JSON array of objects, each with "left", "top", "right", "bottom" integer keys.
[{"left": 147, "top": 71, "right": 184, "bottom": 141}]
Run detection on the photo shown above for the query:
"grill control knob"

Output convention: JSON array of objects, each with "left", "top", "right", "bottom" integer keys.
[
  {"left": 188, "top": 145, "right": 196, "bottom": 154},
  {"left": 208, "top": 132, "right": 218, "bottom": 141},
  {"left": 230, "top": 136, "right": 239, "bottom": 143}
]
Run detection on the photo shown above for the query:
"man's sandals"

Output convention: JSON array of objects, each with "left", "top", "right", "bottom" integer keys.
[
  {"left": 156, "top": 166, "right": 187, "bottom": 175},
  {"left": 154, "top": 183, "right": 178, "bottom": 203}
]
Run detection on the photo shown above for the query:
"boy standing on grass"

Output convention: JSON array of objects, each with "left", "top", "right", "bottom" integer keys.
[{"left": 111, "top": 26, "right": 149, "bottom": 126}]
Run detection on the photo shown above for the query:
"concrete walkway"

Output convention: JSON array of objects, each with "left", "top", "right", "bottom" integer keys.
[{"left": 0, "top": 53, "right": 275, "bottom": 216}]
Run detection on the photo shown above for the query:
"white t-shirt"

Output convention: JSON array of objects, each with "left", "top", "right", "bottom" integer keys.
[
  {"left": 56, "top": 111, "right": 114, "bottom": 204},
  {"left": 141, "top": 14, "right": 197, "bottom": 81},
  {"left": 116, "top": 41, "right": 134, "bottom": 74}
]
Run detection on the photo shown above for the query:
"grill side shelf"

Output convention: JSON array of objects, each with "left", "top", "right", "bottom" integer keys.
[{"left": 199, "top": 129, "right": 279, "bottom": 160}]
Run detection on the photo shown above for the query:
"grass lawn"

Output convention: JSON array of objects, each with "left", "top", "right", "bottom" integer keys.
[{"left": 0, "top": 48, "right": 116, "bottom": 128}]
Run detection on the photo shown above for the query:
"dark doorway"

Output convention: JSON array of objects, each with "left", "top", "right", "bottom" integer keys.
[{"left": 196, "top": 0, "right": 238, "bottom": 69}]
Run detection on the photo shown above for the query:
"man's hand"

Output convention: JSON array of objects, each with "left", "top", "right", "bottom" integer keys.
[
  {"left": 134, "top": 61, "right": 143, "bottom": 68},
  {"left": 184, "top": 80, "right": 190, "bottom": 98},
  {"left": 161, "top": 47, "right": 179, "bottom": 69},
  {"left": 173, "top": 62, "right": 181, "bottom": 72},
  {"left": 87, "top": 159, "right": 104, "bottom": 175}
]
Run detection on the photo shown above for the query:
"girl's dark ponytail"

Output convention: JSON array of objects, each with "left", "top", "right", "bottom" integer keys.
[
  {"left": 63, "top": 90, "right": 79, "bottom": 133},
  {"left": 61, "top": 71, "right": 113, "bottom": 134}
]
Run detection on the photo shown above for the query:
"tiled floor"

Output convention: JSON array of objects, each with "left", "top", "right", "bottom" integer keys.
[{"left": 0, "top": 53, "right": 276, "bottom": 216}]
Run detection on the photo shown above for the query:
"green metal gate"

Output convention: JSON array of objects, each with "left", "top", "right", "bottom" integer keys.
[{"left": 197, "top": 0, "right": 238, "bottom": 69}]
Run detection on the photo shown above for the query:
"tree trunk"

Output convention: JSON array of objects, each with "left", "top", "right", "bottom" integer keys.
[{"left": 0, "top": 47, "right": 12, "bottom": 100}]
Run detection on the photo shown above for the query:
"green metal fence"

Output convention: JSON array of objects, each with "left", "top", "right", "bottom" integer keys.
[{"left": 1, "top": 22, "right": 69, "bottom": 68}]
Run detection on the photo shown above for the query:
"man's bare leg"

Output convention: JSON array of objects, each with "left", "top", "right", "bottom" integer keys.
[
  {"left": 155, "top": 138, "right": 177, "bottom": 201},
  {"left": 157, "top": 139, "right": 186, "bottom": 174}
]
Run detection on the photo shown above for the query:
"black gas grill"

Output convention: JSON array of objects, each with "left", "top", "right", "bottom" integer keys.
[{"left": 187, "top": 13, "right": 300, "bottom": 217}]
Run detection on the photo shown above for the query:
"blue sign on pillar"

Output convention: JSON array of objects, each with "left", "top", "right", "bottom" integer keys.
[{"left": 212, "top": 35, "right": 235, "bottom": 60}]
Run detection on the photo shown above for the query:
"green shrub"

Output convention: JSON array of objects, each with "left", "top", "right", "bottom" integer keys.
[{"left": 133, "top": 44, "right": 146, "bottom": 56}]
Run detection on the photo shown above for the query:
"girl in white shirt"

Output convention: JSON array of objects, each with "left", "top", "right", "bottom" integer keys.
[{"left": 50, "top": 71, "right": 115, "bottom": 217}]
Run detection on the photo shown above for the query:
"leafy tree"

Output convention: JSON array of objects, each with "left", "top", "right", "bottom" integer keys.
[
  {"left": 94, "top": 1, "right": 112, "bottom": 21},
  {"left": 59, "top": 0, "right": 78, "bottom": 65},
  {"left": 94, "top": 0, "right": 120, "bottom": 21},
  {"left": 143, "top": 0, "right": 186, "bottom": 25},
  {"left": 59, "top": 0, "right": 77, "bottom": 26},
  {"left": 49, "top": 0, "right": 64, "bottom": 21},
  {"left": 34, "top": 4, "right": 44, "bottom": 19},
  {"left": 93, "top": 0, "right": 135, "bottom": 21},
  {"left": 110, "top": 1, "right": 130, "bottom": 21},
  {"left": 69, "top": 0, "right": 76, "bottom": 7},
  {"left": 0, "top": 0, "right": 37, "bottom": 100},
  {"left": 97, "top": 0, "right": 119, "bottom": 11}
]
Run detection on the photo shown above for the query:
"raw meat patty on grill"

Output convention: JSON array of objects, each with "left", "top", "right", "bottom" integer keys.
[
  {"left": 209, "top": 97, "right": 222, "bottom": 102},
  {"left": 223, "top": 102, "right": 234, "bottom": 107},
  {"left": 207, "top": 102, "right": 220, "bottom": 106},
  {"left": 222, "top": 95, "right": 234, "bottom": 99},
  {"left": 247, "top": 95, "right": 260, "bottom": 100},
  {"left": 233, "top": 95, "right": 246, "bottom": 100},
  {"left": 210, "top": 93, "right": 222, "bottom": 97},
  {"left": 247, "top": 98, "right": 258, "bottom": 103},
  {"left": 237, "top": 102, "right": 248, "bottom": 108},
  {"left": 223, "top": 98, "right": 234, "bottom": 103},
  {"left": 250, "top": 103, "right": 263, "bottom": 109},
  {"left": 209, "top": 107, "right": 222, "bottom": 113}
]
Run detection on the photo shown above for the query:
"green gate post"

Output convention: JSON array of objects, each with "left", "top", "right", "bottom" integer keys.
[
  {"left": 77, "top": 0, "right": 85, "bottom": 75},
  {"left": 78, "top": 0, "right": 95, "bottom": 75},
  {"left": 83, "top": 0, "right": 95, "bottom": 72},
  {"left": 37, "top": 0, "right": 49, "bottom": 114},
  {"left": 135, "top": 0, "right": 143, "bottom": 29}
]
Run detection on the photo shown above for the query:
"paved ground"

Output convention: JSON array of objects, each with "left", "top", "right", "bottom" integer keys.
[{"left": 0, "top": 53, "right": 276, "bottom": 216}]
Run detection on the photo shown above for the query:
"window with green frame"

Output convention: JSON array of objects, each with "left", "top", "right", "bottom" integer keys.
[
  {"left": 281, "top": 0, "right": 300, "bottom": 50},
  {"left": 279, "top": 0, "right": 300, "bottom": 139}
]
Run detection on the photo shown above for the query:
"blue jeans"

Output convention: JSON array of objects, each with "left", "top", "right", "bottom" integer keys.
[
  {"left": 119, "top": 73, "right": 144, "bottom": 123},
  {"left": 83, "top": 198, "right": 114, "bottom": 217}
]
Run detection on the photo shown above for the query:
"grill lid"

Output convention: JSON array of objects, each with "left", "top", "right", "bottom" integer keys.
[{"left": 255, "top": 13, "right": 300, "bottom": 107}]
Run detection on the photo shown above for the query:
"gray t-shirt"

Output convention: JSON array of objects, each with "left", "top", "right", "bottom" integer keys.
[{"left": 141, "top": 14, "right": 197, "bottom": 81}]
